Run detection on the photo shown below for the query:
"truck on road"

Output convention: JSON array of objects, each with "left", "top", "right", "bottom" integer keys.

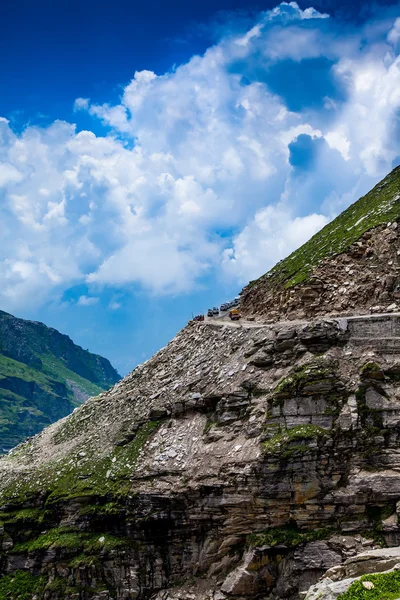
[{"left": 229, "top": 309, "right": 241, "bottom": 321}]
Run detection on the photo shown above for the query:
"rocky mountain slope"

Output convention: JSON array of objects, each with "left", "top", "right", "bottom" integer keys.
[
  {"left": 0, "top": 169, "right": 398, "bottom": 600},
  {"left": 0, "top": 310, "right": 120, "bottom": 451},
  {"left": 241, "top": 165, "right": 400, "bottom": 321}
]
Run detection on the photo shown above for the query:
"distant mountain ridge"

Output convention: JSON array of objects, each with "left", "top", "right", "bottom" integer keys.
[{"left": 0, "top": 310, "right": 120, "bottom": 451}]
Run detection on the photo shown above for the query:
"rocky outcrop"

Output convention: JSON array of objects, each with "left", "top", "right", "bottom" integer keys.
[
  {"left": 241, "top": 222, "right": 400, "bottom": 322},
  {"left": 304, "top": 547, "right": 400, "bottom": 600},
  {"left": 240, "top": 165, "right": 400, "bottom": 322},
  {"left": 0, "top": 314, "right": 398, "bottom": 598}
]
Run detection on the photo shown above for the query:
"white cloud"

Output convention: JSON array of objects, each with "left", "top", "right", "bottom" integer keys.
[
  {"left": 87, "top": 235, "right": 209, "bottom": 294},
  {"left": 73, "top": 98, "right": 90, "bottom": 111},
  {"left": 222, "top": 205, "right": 329, "bottom": 281},
  {"left": 109, "top": 301, "right": 121, "bottom": 310},
  {"left": 268, "top": 2, "right": 329, "bottom": 22},
  {"left": 332, "top": 53, "right": 400, "bottom": 175},
  {"left": 77, "top": 295, "right": 99, "bottom": 306},
  {"left": 0, "top": 3, "right": 399, "bottom": 311},
  {"left": 388, "top": 17, "right": 400, "bottom": 47},
  {"left": 325, "top": 127, "right": 351, "bottom": 160},
  {"left": 0, "top": 163, "right": 23, "bottom": 186}
]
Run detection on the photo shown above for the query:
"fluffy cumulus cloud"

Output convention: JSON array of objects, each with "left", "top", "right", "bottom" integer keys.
[
  {"left": 1, "top": 2, "right": 400, "bottom": 310},
  {"left": 222, "top": 205, "right": 329, "bottom": 281}
]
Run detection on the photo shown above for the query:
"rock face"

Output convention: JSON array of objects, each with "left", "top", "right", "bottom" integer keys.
[
  {"left": 242, "top": 222, "right": 400, "bottom": 322},
  {"left": 0, "top": 313, "right": 398, "bottom": 599},
  {"left": 0, "top": 310, "right": 120, "bottom": 451},
  {"left": 305, "top": 547, "right": 400, "bottom": 600},
  {"left": 0, "top": 170, "right": 399, "bottom": 599}
]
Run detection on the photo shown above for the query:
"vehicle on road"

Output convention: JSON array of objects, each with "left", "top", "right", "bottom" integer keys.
[
  {"left": 193, "top": 314, "right": 204, "bottom": 321},
  {"left": 212, "top": 307, "right": 219, "bottom": 315},
  {"left": 207, "top": 309, "right": 214, "bottom": 317},
  {"left": 220, "top": 303, "right": 228, "bottom": 311},
  {"left": 229, "top": 309, "right": 241, "bottom": 321},
  {"left": 233, "top": 297, "right": 240, "bottom": 306}
]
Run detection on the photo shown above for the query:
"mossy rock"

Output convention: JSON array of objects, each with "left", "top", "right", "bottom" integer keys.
[
  {"left": 338, "top": 569, "right": 400, "bottom": 600},
  {"left": 247, "top": 524, "right": 335, "bottom": 548},
  {"left": 262, "top": 424, "right": 327, "bottom": 457},
  {"left": 273, "top": 359, "right": 338, "bottom": 399},
  {"left": 360, "top": 362, "right": 385, "bottom": 382},
  {"left": 0, "top": 420, "right": 159, "bottom": 507},
  {"left": 355, "top": 385, "right": 384, "bottom": 430},
  {"left": 13, "top": 527, "right": 130, "bottom": 554}
]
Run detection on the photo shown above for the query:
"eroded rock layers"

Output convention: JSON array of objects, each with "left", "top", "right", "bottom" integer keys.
[{"left": 0, "top": 313, "right": 399, "bottom": 599}]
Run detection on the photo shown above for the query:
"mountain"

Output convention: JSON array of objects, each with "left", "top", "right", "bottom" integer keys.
[
  {"left": 0, "top": 310, "right": 121, "bottom": 451},
  {"left": 0, "top": 169, "right": 398, "bottom": 600},
  {"left": 241, "top": 165, "right": 400, "bottom": 321}
]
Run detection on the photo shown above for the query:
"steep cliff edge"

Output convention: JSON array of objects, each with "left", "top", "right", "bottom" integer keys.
[
  {"left": 0, "top": 311, "right": 121, "bottom": 451},
  {"left": 0, "top": 171, "right": 399, "bottom": 600}
]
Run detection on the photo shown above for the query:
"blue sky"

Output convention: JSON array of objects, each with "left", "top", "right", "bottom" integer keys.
[{"left": 1, "top": 0, "right": 400, "bottom": 375}]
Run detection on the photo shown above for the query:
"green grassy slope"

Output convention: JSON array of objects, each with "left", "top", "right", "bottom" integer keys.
[
  {"left": 0, "top": 312, "right": 121, "bottom": 451},
  {"left": 248, "top": 166, "right": 400, "bottom": 290}
]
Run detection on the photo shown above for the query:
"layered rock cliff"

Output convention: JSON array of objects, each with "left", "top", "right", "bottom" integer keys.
[
  {"left": 0, "top": 310, "right": 121, "bottom": 451},
  {"left": 0, "top": 169, "right": 399, "bottom": 600}
]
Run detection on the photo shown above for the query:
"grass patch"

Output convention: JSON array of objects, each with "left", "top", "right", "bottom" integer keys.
[
  {"left": 0, "top": 420, "right": 160, "bottom": 506},
  {"left": 0, "top": 307, "right": 120, "bottom": 451},
  {"left": 80, "top": 501, "right": 122, "bottom": 517},
  {"left": 338, "top": 569, "right": 400, "bottom": 600},
  {"left": 244, "top": 166, "right": 400, "bottom": 289},
  {"left": 262, "top": 424, "right": 327, "bottom": 457},
  {"left": 0, "top": 571, "right": 47, "bottom": 599},
  {"left": 273, "top": 359, "right": 339, "bottom": 401},
  {"left": 247, "top": 525, "right": 334, "bottom": 548},
  {"left": 0, "top": 507, "right": 48, "bottom": 525},
  {"left": 40, "top": 353, "right": 104, "bottom": 401},
  {"left": 203, "top": 418, "right": 219, "bottom": 435},
  {"left": 47, "top": 420, "right": 159, "bottom": 504},
  {"left": 14, "top": 529, "right": 84, "bottom": 552},
  {"left": 0, "top": 351, "right": 106, "bottom": 451},
  {"left": 0, "top": 354, "right": 50, "bottom": 389},
  {"left": 68, "top": 553, "right": 101, "bottom": 568},
  {"left": 13, "top": 527, "right": 130, "bottom": 553},
  {"left": 0, "top": 570, "right": 109, "bottom": 598}
]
